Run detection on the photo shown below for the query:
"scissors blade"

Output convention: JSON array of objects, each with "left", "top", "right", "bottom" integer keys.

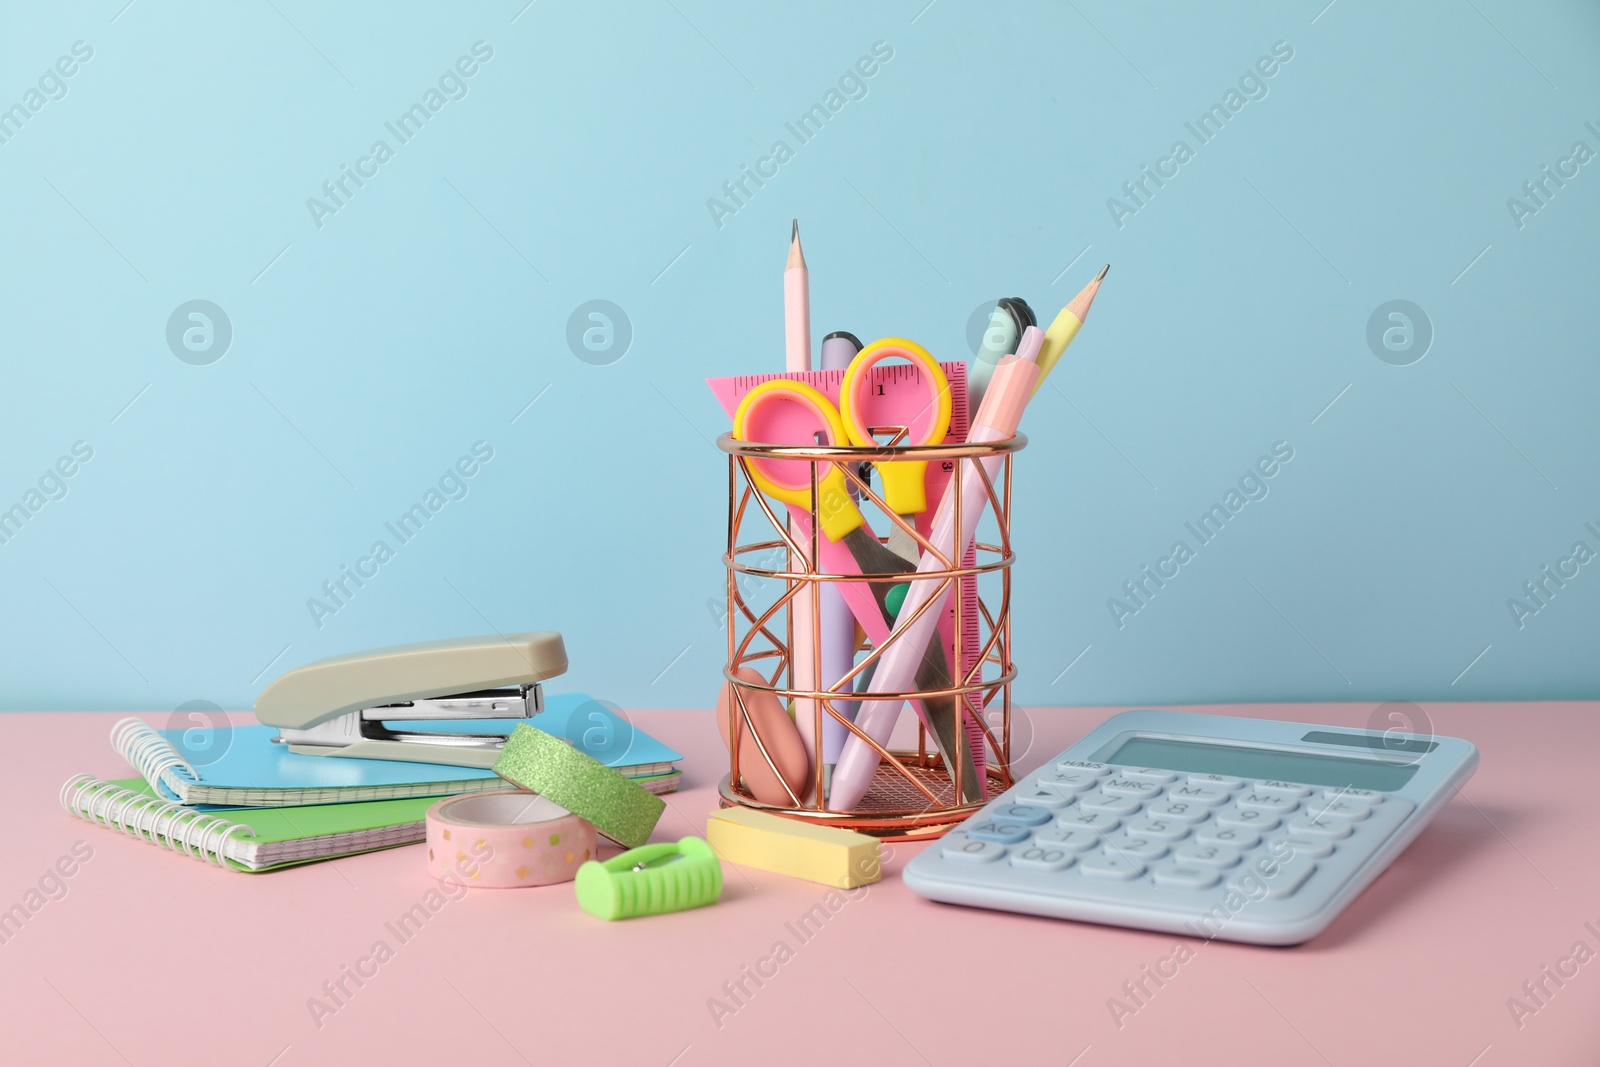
[
  {"left": 912, "top": 633, "right": 982, "bottom": 803},
  {"left": 885, "top": 519, "right": 920, "bottom": 565}
]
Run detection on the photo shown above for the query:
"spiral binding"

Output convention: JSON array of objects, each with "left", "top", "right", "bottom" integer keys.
[
  {"left": 59, "top": 773, "right": 253, "bottom": 868},
  {"left": 110, "top": 717, "right": 200, "bottom": 797}
]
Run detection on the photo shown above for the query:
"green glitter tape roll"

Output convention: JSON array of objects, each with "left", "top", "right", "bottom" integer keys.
[{"left": 492, "top": 724, "right": 665, "bottom": 849}]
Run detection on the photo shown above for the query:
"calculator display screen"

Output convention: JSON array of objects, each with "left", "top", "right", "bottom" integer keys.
[{"left": 1105, "top": 736, "right": 1418, "bottom": 792}]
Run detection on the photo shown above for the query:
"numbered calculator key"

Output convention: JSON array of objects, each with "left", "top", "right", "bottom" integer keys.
[
  {"left": 1055, "top": 759, "right": 1112, "bottom": 776},
  {"left": 1187, "top": 773, "right": 1244, "bottom": 788},
  {"left": 989, "top": 803, "right": 1053, "bottom": 826},
  {"left": 1101, "top": 778, "right": 1163, "bottom": 799},
  {"left": 1306, "top": 796, "right": 1372, "bottom": 821},
  {"left": 1232, "top": 852, "right": 1317, "bottom": 898},
  {"left": 966, "top": 820, "right": 1033, "bottom": 844},
  {"left": 1194, "top": 825, "right": 1260, "bottom": 850},
  {"left": 1173, "top": 843, "right": 1242, "bottom": 868},
  {"left": 1013, "top": 786, "right": 1075, "bottom": 810},
  {"left": 1033, "top": 827, "right": 1101, "bottom": 852},
  {"left": 1165, "top": 784, "right": 1232, "bottom": 805},
  {"left": 1100, "top": 833, "right": 1169, "bottom": 861},
  {"left": 1214, "top": 806, "right": 1279, "bottom": 831},
  {"left": 1119, "top": 767, "right": 1178, "bottom": 784},
  {"left": 1235, "top": 791, "right": 1300, "bottom": 815},
  {"left": 1256, "top": 780, "right": 1312, "bottom": 797},
  {"left": 1145, "top": 800, "right": 1210, "bottom": 823},
  {"left": 1284, "top": 814, "right": 1353, "bottom": 839},
  {"left": 1056, "top": 810, "right": 1120, "bottom": 831},
  {"left": 1149, "top": 862, "right": 1221, "bottom": 890},
  {"left": 1124, "top": 817, "right": 1192, "bottom": 841},
  {"left": 1078, "top": 853, "right": 1145, "bottom": 880},
  {"left": 1010, "top": 845, "right": 1075, "bottom": 872},
  {"left": 1078, "top": 793, "right": 1142, "bottom": 816},
  {"left": 941, "top": 836, "right": 1007, "bottom": 863}
]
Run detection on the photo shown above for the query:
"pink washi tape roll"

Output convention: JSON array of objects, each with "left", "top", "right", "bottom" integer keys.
[{"left": 426, "top": 790, "right": 597, "bottom": 888}]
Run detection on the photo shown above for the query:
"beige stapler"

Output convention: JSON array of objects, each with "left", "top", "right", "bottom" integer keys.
[{"left": 256, "top": 632, "right": 568, "bottom": 768}]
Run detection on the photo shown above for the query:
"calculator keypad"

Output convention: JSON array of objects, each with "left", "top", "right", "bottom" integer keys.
[{"left": 929, "top": 762, "right": 1415, "bottom": 930}]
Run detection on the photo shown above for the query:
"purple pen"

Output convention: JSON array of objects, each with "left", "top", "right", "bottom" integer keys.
[{"left": 815, "top": 330, "right": 863, "bottom": 799}]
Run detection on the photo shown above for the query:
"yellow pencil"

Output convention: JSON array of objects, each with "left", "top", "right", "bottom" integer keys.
[{"left": 1033, "top": 264, "right": 1109, "bottom": 393}]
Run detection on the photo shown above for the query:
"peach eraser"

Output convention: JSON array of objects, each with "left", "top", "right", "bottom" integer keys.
[
  {"left": 715, "top": 668, "right": 810, "bottom": 806},
  {"left": 705, "top": 807, "right": 881, "bottom": 889}
]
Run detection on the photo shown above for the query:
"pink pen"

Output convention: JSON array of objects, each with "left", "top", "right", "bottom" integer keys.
[{"left": 828, "top": 327, "right": 1044, "bottom": 812}]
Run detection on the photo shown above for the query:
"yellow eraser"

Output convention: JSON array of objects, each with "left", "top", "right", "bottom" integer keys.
[{"left": 706, "top": 807, "right": 881, "bottom": 889}]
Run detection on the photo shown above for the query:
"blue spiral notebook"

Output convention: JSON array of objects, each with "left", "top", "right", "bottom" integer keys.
[
  {"left": 397, "top": 696, "right": 683, "bottom": 777},
  {"left": 110, "top": 694, "right": 682, "bottom": 807}
]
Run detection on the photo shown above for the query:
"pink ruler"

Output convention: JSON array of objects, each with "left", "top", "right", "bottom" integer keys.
[{"left": 709, "top": 361, "right": 987, "bottom": 793}]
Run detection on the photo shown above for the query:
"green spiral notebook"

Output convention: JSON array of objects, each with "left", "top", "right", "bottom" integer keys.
[{"left": 60, "top": 775, "right": 436, "bottom": 872}]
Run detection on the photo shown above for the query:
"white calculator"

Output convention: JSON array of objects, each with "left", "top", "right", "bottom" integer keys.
[{"left": 904, "top": 710, "right": 1478, "bottom": 945}]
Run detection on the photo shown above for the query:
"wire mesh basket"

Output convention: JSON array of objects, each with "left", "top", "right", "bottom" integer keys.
[{"left": 717, "top": 432, "right": 1025, "bottom": 840}]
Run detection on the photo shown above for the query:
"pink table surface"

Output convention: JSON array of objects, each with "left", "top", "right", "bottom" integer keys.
[{"left": 2, "top": 702, "right": 1597, "bottom": 1066}]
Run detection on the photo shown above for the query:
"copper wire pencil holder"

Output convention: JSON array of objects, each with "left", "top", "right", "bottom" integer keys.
[{"left": 717, "top": 433, "right": 1025, "bottom": 840}]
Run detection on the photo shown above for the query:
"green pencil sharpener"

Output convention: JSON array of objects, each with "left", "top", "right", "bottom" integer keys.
[{"left": 575, "top": 836, "right": 723, "bottom": 921}]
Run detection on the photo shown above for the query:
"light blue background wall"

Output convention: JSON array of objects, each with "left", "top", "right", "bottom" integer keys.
[{"left": 2, "top": 1, "right": 1595, "bottom": 712}]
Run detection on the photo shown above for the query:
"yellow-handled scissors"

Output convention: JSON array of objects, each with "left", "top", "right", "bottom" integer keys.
[
  {"left": 837, "top": 338, "right": 951, "bottom": 518},
  {"left": 732, "top": 338, "right": 951, "bottom": 542}
]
